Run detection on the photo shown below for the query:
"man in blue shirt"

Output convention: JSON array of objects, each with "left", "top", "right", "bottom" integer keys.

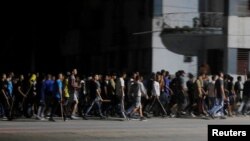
[{"left": 49, "top": 73, "right": 63, "bottom": 122}]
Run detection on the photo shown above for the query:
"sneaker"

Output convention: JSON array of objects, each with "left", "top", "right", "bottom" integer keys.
[
  {"left": 144, "top": 113, "right": 151, "bottom": 118},
  {"left": 162, "top": 114, "right": 168, "bottom": 118},
  {"left": 82, "top": 116, "right": 88, "bottom": 120},
  {"left": 40, "top": 117, "right": 46, "bottom": 121},
  {"left": 140, "top": 116, "right": 147, "bottom": 121},
  {"left": 180, "top": 111, "right": 186, "bottom": 115},
  {"left": 190, "top": 112, "right": 196, "bottom": 118},
  {"left": 63, "top": 116, "right": 69, "bottom": 121},
  {"left": 170, "top": 114, "right": 176, "bottom": 118},
  {"left": 48, "top": 118, "right": 55, "bottom": 122},
  {"left": 100, "top": 115, "right": 106, "bottom": 119},
  {"left": 70, "top": 115, "right": 79, "bottom": 120},
  {"left": 36, "top": 116, "right": 41, "bottom": 120},
  {"left": 220, "top": 116, "right": 227, "bottom": 119},
  {"left": 208, "top": 112, "right": 214, "bottom": 119}
]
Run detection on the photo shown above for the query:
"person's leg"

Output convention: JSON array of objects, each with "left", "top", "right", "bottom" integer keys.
[
  {"left": 120, "top": 96, "right": 127, "bottom": 119},
  {"left": 36, "top": 101, "right": 45, "bottom": 120},
  {"left": 49, "top": 98, "right": 59, "bottom": 121},
  {"left": 242, "top": 98, "right": 250, "bottom": 115},
  {"left": 208, "top": 98, "right": 221, "bottom": 118},
  {"left": 84, "top": 100, "right": 95, "bottom": 116},
  {"left": 156, "top": 96, "right": 167, "bottom": 116},
  {"left": 71, "top": 92, "right": 79, "bottom": 118},
  {"left": 146, "top": 96, "right": 156, "bottom": 114},
  {"left": 218, "top": 99, "right": 225, "bottom": 118},
  {"left": 63, "top": 98, "right": 70, "bottom": 120},
  {"left": 96, "top": 100, "right": 104, "bottom": 117}
]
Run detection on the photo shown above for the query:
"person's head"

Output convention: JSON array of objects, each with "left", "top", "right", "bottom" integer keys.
[
  {"left": 150, "top": 72, "right": 156, "bottom": 80},
  {"left": 161, "top": 69, "right": 166, "bottom": 76},
  {"left": 247, "top": 72, "right": 250, "bottom": 79},
  {"left": 72, "top": 68, "right": 77, "bottom": 75},
  {"left": 212, "top": 75, "right": 217, "bottom": 81},
  {"left": 58, "top": 73, "right": 63, "bottom": 80},
  {"left": 135, "top": 75, "right": 140, "bottom": 82},
  {"left": 224, "top": 74, "right": 229, "bottom": 80},
  {"left": 118, "top": 71, "right": 126, "bottom": 78},
  {"left": 229, "top": 76, "right": 234, "bottom": 82},
  {"left": 237, "top": 76, "right": 242, "bottom": 81},
  {"left": 165, "top": 71, "right": 170, "bottom": 77},
  {"left": 104, "top": 74, "right": 110, "bottom": 81},
  {"left": 132, "top": 72, "right": 138, "bottom": 79},
  {"left": 19, "top": 74, "right": 24, "bottom": 81},
  {"left": 179, "top": 70, "right": 185, "bottom": 77},
  {"left": 187, "top": 73, "right": 194, "bottom": 79},
  {"left": 111, "top": 72, "right": 117, "bottom": 79},
  {"left": 47, "top": 74, "right": 52, "bottom": 80},
  {"left": 197, "top": 73, "right": 203, "bottom": 80},
  {"left": 156, "top": 73, "right": 161, "bottom": 81},
  {"left": 66, "top": 72, "right": 71, "bottom": 77},
  {"left": 6, "top": 77, "right": 11, "bottom": 82},
  {"left": 1, "top": 73, "right": 7, "bottom": 80},
  {"left": 30, "top": 74, "right": 36, "bottom": 82},
  {"left": 93, "top": 74, "right": 99, "bottom": 81},
  {"left": 217, "top": 71, "right": 224, "bottom": 78}
]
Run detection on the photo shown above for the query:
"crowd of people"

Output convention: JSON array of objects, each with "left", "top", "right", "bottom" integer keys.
[{"left": 0, "top": 68, "right": 250, "bottom": 122}]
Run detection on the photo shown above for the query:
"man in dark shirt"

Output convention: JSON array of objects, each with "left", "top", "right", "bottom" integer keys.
[
  {"left": 208, "top": 72, "right": 226, "bottom": 119},
  {"left": 83, "top": 74, "right": 105, "bottom": 119},
  {"left": 240, "top": 73, "right": 250, "bottom": 115},
  {"left": 13, "top": 74, "right": 27, "bottom": 117}
]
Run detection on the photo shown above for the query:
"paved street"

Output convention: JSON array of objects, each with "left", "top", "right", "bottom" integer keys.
[{"left": 0, "top": 116, "right": 249, "bottom": 141}]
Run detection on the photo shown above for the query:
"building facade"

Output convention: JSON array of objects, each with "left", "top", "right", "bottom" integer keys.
[{"left": 159, "top": 0, "right": 250, "bottom": 75}]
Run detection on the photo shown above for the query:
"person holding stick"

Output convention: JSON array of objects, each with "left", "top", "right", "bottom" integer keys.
[{"left": 83, "top": 74, "right": 105, "bottom": 120}]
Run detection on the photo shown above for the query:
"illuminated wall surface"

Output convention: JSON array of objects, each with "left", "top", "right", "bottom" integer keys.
[{"left": 157, "top": 0, "right": 250, "bottom": 75}]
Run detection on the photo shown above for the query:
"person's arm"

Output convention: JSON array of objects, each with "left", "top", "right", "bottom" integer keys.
[
  {"left": 197, "top": 81, "right": 202, "bottom": 97},
  {"left": 201, "top": 87, "right": 207, "bottom": 96},
  {"left": 152, "top": 81, "right": 157, "bottom": 97},
  {"left": 104, "top": 83, "right": 108, "bottom": 97},
  {"left": 1, "top": 88, "right": 10, "bottom": 106},
  {"left": 221, "top": 81, "right": 226, "bottom": 100},
  {"left": 70, "top": 76, "right": 76, "bottom": 88},
  {"left": 18, "top": 86, "right": 26, "bottom": 97},
  {"left": 58, "top": 81, "right": 63, "bottom": 101},
  {"left": 121, "top": 79, "right": 125, "bottom": 96},
  {"left": 180, "top": 78, "right": 185, "bottom": 94},
  {"left": 96, "top": 87, "right": 103, "bottom": 101},
  {"left": 140, "top": 82, "right": 148, "bottom": 99},
  {"left": 165, "top": 82, "right": 174, "bottom": 95}
]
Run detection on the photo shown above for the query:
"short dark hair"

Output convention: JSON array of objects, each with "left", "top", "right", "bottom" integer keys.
[
  {"left": 247, "top": 72, "right": 250, "bottom": 79},
  {"left": 188, "top": 73, "right": 194, "bottom": 79},
  {"left": 237, "top": 76, "right": 242, "bottom": 81}
]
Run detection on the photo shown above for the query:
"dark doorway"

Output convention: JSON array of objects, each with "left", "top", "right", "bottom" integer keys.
[{"left": 207, "top": 49, "right": 224, "bottom": 75}]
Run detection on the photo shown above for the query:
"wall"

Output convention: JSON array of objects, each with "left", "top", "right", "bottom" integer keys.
[
  {"left": 152, "top": 0, "right": 198, "bottom": 74},
  {"left": 227, "top": 16, "right": 250, "bottom": 49}
]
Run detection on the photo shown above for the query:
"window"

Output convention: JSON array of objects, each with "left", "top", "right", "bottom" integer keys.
[
  {"left": 248, "top": 0, "right": 250, "bottom": 10},
  {"left": 154, "top": 0, "right": 162, "bottom": 17},
  {"left": 237, "top": 49, "right": 250, "bottom": 74},
  {"left": 184, "top": 56, "right": 193, "bottom": 63}
]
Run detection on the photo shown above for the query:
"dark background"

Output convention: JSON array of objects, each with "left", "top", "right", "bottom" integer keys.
[{"left": 1, "top": 1, "right": 153, "bottom": 75}]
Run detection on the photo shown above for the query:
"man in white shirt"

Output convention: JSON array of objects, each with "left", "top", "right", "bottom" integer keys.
[
  {"left": 145, "top": 72, "right": 167, "bottom": 117},
  {"left": 116, "top": 72, "right": 127, "bottom": 120},
  {"left": 127, "top": 75, "right": 148, "bottom": 121}
]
